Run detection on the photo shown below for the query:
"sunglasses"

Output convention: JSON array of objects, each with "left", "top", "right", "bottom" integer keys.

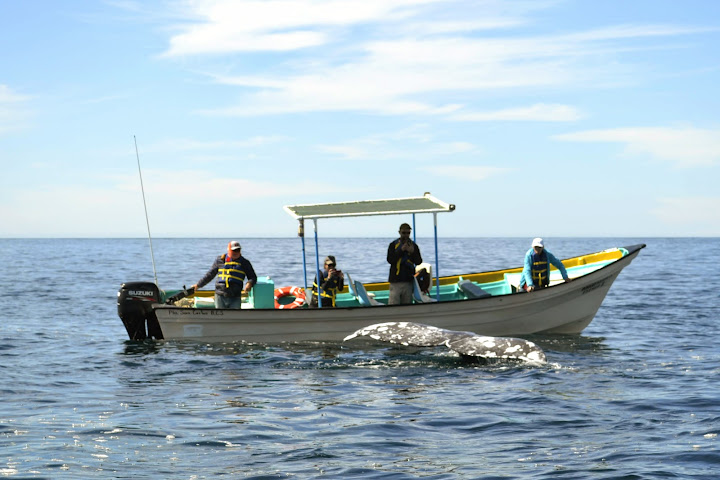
[{"left": 326, "top": 263, "right": 336, "bottom": 267}]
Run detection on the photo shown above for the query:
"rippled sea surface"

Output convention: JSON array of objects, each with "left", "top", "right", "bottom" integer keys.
[{"left": 1, "top": 237, "right": 718, "bottom": 479}]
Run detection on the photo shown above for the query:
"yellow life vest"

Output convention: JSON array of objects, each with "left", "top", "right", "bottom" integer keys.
[
  {"left": 218, "top": 255, "right": 246, "bottom": 289},
  {"left": 531, "top": 251, "right": 549, "bottom": 288},
  {"left": 312, "top": 272, "right": 340, "bottom": 307}
]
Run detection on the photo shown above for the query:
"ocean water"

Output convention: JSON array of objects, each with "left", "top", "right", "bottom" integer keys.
[{"left": 0, "top": 237, "right": 718, "bottom": 479}]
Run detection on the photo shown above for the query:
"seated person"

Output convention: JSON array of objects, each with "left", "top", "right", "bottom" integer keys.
[{"left": 310, "top": 256, "right": 345, "bottom": 307}]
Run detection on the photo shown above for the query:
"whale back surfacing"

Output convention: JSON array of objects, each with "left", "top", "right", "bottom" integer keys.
[{"left": 344, "top": 322, "right": 546, "bottom": 364}]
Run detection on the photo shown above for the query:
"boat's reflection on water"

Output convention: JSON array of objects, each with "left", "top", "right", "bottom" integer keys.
[
  {"left": 121, "top": 332, "right": 611, "bottom": 367},
  {"left": 122, "top": 338, "right": 163, "bottom": 355},
  {"left": 121, "top": 338, "right": 347, "bottom": 358}
]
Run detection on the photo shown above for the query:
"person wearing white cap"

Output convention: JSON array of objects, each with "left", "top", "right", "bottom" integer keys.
[
  {"left": 192, "top": 241, "right": 258, "bottom": 308},
  {"left": 519, "top": 238, "right": 571, "bottom": 292}
]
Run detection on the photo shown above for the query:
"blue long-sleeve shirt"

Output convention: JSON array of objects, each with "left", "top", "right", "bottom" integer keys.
[{"left": 520, "top": 248, "right": 569, "bottom": 288}]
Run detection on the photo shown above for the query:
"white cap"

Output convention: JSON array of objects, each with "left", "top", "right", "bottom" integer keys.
[
  {"left": 229, "top": 240, "right": 241, "bottom": 250},
  {"left": 532, "top": 237, "right": 544, "bottom": 248}
]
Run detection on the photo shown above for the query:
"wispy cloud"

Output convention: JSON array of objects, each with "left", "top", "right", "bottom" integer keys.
[
  {"left": 317, "top": 125, "right": 477, "bottom": 160},
  {"left": 449, "top": 103, "right": 582, "bottom": 122},
  {"left": 561, "top": 23, "right": 718, "bottom": 42},
  {"left": 112, "top": 169, "right": 357, "bottom": 204},
  {"left": 553, "top": 126, "right": 720, "bottom": 167},
  {"left": 420, "top": 165, "right": 512, "bottom": 181},
  {"left": 163, "top": 0, "right": 441, "bottom": 56},
  {"left": 79, "top": 92, "right": 134, "bottom": 104},
  {"left": 139, "top": 136, "right": 291, "bottom": 153},
  {"left": 158, "top": 0, "right": 712, "bottom": 118},
  {"left": 0, "top": 85, "right": 32, "bottom": 135},
  {"left": 199, "top": 28, "right": 705, "bottom": 116},
  {"left": 141, "top": 169, "right": 315, "bottom": 199},
  {"left": 651, "top": 197, "right": 720, "bottom": 235},
  {"left": 318, "top": 140, "right": 475, "bottom": 160},
  {"left": 0, "top": 85, "right": 30, "bottom": 103},
  {"left": 0, "top": 170, "right": 353, "bottom": 236}
]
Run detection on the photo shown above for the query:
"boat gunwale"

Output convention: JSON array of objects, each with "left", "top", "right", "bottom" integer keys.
[{"left": 155, "top": 243, "right": 646, "bottom": 313}]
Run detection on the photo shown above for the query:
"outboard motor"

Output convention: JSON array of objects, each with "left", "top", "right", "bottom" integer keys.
[{"left": 117, "top": 282, "right": 164, "bottom": 340}]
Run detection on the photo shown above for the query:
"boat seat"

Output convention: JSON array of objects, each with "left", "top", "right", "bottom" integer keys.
[
  {"left": 346, "top": 273, "right": 383, "bottom": 306},
  {"left": 345, "top": 273, "right": 358, "bottom": 297},
  {"left": 415, "top": 262, "right": 432, "bottom": 277},
  {"left": 458, "top": 279, "right": 492, "bottom": 299},
  {"left": 413, "top": 277, "right": 437, "bottom": 303},
  {"left": 504, "top": 273, "right": 523, "bottom": 293}
]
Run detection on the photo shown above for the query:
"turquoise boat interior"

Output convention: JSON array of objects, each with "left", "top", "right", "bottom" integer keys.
[{"left": 161, "top": 247, "right": 629, "bottom": 309}]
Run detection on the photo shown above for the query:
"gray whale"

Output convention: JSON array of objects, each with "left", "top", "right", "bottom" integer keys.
[{"left": 344, "top": 321, "right": 546, "bottom": 364}]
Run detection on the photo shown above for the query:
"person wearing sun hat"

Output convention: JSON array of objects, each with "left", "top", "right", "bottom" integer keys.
[
  {"left": 192, "top": 240, "right": 258, "bottom": 309},
  {"left": 519, "top": 237, "right": 571, "bottom": 292}
]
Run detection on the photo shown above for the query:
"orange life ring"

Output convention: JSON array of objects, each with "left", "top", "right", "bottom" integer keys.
[{"left": 274, "top": 286, "right": 306, "bottom": 309}]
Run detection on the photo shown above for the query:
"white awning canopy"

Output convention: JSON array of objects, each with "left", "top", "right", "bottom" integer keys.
[{"left": 284, "top": 193, "right": 455, "bottom": 220}]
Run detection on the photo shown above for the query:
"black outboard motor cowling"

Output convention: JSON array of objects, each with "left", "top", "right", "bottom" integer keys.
[{"left": 117, "top": 282, "right": 164, "bottom": 340}]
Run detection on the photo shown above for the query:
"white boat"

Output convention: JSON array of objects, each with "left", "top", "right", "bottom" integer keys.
[{"left": 117, "top": 194, "right": 645, "bottom": 343}]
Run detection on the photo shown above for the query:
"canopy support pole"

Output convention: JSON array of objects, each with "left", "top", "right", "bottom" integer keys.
[
  {"left": 298, "top": 219, "right": 308, "bottom": 291},
  {"left": 433, "top": 212, "right": 440, "bottom": 301},
  {"left": 313, "top": 218, "right": 323, "bottom": 308},
  {"left": 412, "top": 214, "right": 416, "bottom": 243}
]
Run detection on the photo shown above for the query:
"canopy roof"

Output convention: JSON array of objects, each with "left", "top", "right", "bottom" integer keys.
[{"left": 284, "top": 193, "right": 455, "bottom": 220}]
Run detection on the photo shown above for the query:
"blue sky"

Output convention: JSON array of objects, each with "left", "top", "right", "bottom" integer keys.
[{"left": 1, "top": 0, "right": 719, "bottom": 238}]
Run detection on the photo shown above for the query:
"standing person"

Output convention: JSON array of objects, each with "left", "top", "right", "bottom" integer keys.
[
  {"left": 387, "top": 223, "right": 422, "bottom": 305},
  {"left": 310, "top": 255, "right": 345, "bottom": 308},
  {"left": 519, "top": 237, "right": 571, "bottom": 292},
  {"left": 192, "top": 241, "right": 257, "bottom": 309}
]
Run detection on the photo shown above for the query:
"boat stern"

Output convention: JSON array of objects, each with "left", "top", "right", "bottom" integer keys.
[{"left": 117, "top": 281, "right": 164, "bottom": 340}]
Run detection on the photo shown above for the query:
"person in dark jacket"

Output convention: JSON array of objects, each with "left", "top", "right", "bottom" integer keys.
[
  {"left": 192, "top": 240, "right": 257, "bottom": 309},
  {"left": 310, "top": 255, "right": 345, "bottom": 308},
  {"left": 387, "top": 223, "right": 422, "bottom": 305}
]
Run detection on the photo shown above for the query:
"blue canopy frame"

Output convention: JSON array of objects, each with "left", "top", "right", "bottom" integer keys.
[{"left": 284, "top": 193, "right": 456, "bottom": 306}]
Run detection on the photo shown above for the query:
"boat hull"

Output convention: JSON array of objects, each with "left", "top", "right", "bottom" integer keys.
[{"left": 152, "top": 245, "right": 643, "bottom": 342}]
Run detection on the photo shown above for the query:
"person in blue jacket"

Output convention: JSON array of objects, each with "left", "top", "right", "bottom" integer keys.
[
  {"left": 519, "top": 238, "right": 571, "bottom": 292},
  {"left": 192, "top": 240, "right": 257, "bottom": 309}
]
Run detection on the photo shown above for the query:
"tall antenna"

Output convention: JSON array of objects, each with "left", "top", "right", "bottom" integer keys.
[{"left": 134, "top": 135, "right": 159, "bottom": 287}]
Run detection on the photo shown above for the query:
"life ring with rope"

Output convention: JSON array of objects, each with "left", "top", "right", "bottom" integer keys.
[{"left": 274, "top": 285, "right": 307, "bottom": 309}]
